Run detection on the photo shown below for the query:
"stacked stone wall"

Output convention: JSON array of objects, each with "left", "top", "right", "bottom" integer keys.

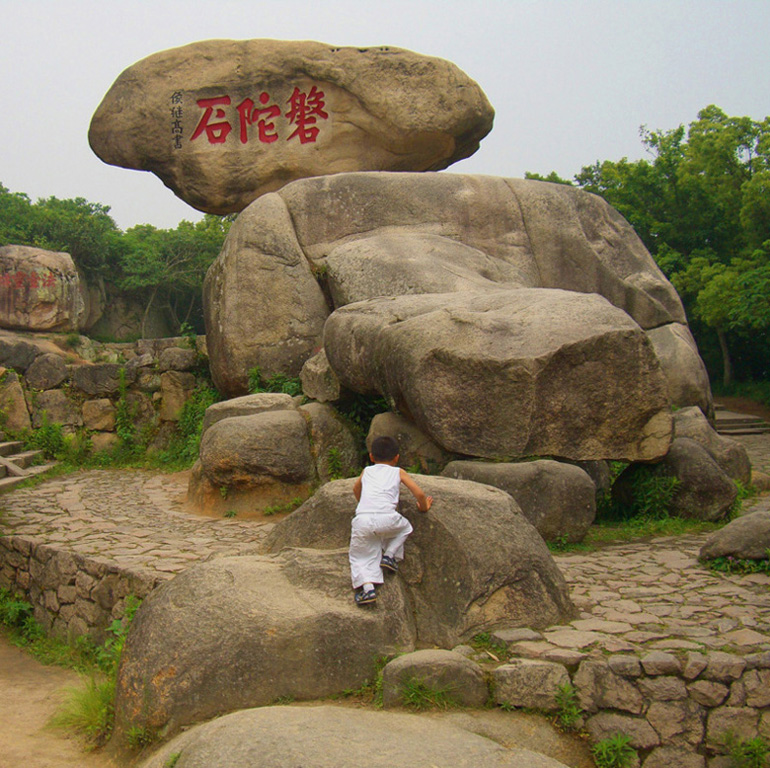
[
  {"left": 0, "top": 335, "right": 209, "bottom": 447},
  {"left": 0, "top": 533, "right": 167, "bottom": 643},
  {"left": 489, "top": 651, "right": 770, "bottom": 767}
]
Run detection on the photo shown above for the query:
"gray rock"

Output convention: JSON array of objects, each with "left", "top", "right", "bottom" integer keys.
[
  {"left": 687, "top": 680, "right": 729, "bottom": 708},
  {"left": 662, "top": 438, "right": 738, "bottom": 521},
  {"left": 32, "top": 389, "right": 82, "bottom": 428},
  {"left": 492, "top": 659, "right": 571, "bottom": 711},
  {"left": 71, "top": 363, "right": 130, "bottom": 396},
  {"left": 198, "top": 410, "right": 315, "bottom": 489},
  {"left": 705, "top": 706, "right": 760, "bottom": 752},
  {"left": 0, "top": 245, "right": 89, "bottom": 331},
  {"left": 699, "top": 511, "right": 770, "bottom": 561},
  {"left": 492, "top": 628, "right": 543, "bottom": 646},
  {"left": 115, "top": 550, "right": 416, "bottom": 738},
  {"left": 325, "top": 288, "right": 672, "bottom": 462},
  {"left": 24, "top": 353, "right": 68, "bottom": 390},
  {"left": 683, "top": 652, "right": 709, "bottom": 680},
  {"left": 586, "top": 712, "right": 659, "bottom": 749},
  {"left": 264, "top": 476, "right": 575, "bottom": 647},
  {"left": 646, "top": 324, "right": 713, "bottom": 415},
  {"left": 201, "top": 393, "right": 296, "bottom": 434},
  {"left": 642, "top": 651, "right": 682, "bottom": 676},
  {"left": 205, "top": 172, "right": 698, "bottom": 405},
  {"left": 204, "top": 193, "right": 330, "bottom": 394},
  {"left": 81, "top": 398, "right": 116, "bottom": 432},
  {"left": 158, "top": 371, "right": 197, "bottom": 421},
  {"left": 442, "top": 459, "right": 596, "bottom": 543},
  {"left": 0, "top": 370, "right": 30, "bottom": 431},
  {"left": 703, "top": 652, "right": 747, "bottom": 682},
  {"left": 139, "top": 706, "right": 572, "bottom": 768},
  {"left": 368, "top": 412, "right": 453, "bottom": 473},
  {"left": 90, "top": 40, "right": 494, "bottom": 215},
  {"left": 574, "top": 658, "right": 644, "bottom": 714},
  {"left": 673, "top": 406, "right": 750, "bottom": 485},
  {"left": 0, "top": 336, "right": 41, "bottom": 371},
  {"left": 299, "top": 402, "right": 361, "bottom": 483},
  {"left": 157, "top": 346, "right": 197, "bottom": 372},
  {"left": 638, "top": 676, "right": 688, "bottom": 701},
  {"left": 743, "top": 669, "right": 770, "bottom": 708},
  {"left": 300, "top": 349, "right": 341, "bottom": 403},
  {"left": 382, "top": 649, "right": 488, "bottom": 708},
  {"left": 646, "top": 699, "right": 706, "bottom": 748},
  {"left": 642, "top": 747, "right": 705, "bottom": 768},
  {"left": 608, "top": 654, "right": 643, "bottom": 678}
]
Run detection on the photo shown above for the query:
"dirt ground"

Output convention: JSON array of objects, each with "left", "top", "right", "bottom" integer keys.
[
  {"left": 0, "top": 633, "right": 117, "bottom": 768},
  {"left": 715, "top": 395, "right": 770, "bottom": 422}
]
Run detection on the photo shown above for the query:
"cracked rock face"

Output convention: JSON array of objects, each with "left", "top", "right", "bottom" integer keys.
[{"left": 89, "top": 40, "right": 494, "bottom": 214}]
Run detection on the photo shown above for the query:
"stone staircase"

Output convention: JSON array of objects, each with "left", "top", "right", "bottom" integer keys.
[
  {"left": 0, "top": 434, "right": 56, "bottom": 493},
  {"left": 714, "top": 406, "right": 770, "bottom": 435}
]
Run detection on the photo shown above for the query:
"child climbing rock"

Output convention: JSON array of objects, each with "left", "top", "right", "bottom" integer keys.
[{"left": 349, "top": 436, "right": 433, "bottom": 605}]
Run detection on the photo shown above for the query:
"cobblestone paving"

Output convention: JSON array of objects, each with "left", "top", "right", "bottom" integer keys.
[{"left": 1, "top": 436, "right": 768, "bottom": 658}]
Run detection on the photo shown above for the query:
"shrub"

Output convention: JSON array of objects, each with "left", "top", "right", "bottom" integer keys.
[{"left": 591, "top": 733, "right": 637, "bottom": 768}]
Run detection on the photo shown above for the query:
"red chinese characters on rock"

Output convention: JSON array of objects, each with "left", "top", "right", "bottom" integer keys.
[
  {"left": 190, "top": 87, "right": 328, "bottom": 146},
  {"left": 0, "top": 270, "right": 57, "bottom": 290}
]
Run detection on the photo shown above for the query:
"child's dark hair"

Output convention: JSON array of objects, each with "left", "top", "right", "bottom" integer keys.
[{"left": 370, "top": 436, "right": 399, "bottom": 462}]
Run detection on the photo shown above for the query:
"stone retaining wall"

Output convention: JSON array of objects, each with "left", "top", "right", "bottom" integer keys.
[
  {"left": 0, "top": 335, "right": 209, "bottom": 447},
  {"left": 490, "top": 651, "right": 770, "bottom": 768},
  {"left": 0, "top": 533, "right": 167, "bottom": 642}
]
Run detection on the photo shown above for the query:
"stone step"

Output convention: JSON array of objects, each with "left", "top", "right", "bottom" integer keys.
[
  {"left": 9, "top": 449, "right": 46, "bottom": 469},
  {"left": 0, "top": 463, "right": 57, "bottom": 493},
  {"left": 715, "top": 416, "right": 769, "bottom": 426},
  {"left": 717, "top": 425, "right": 770, "bottom": 435},
  {"left": 0, "top": 441, "right": 24, "bottom": 457}
]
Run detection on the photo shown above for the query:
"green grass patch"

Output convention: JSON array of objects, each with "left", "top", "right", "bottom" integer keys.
[
  {"left": 703, "top": 552, "right": 770, "bottom": 576},
  {"left": 398, "top": 677, "right": 460, "bottom": 711},
  {"left": 591, "top": 732, "right": 637, "bottom": 768},
  {"left": 470, "top": 632, "right": 510, "bottom": 662}
]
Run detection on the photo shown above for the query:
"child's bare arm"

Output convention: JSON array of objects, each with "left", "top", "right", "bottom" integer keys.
[
  {"left": 353, "top": 473, "right": 363, "bottom": 502},
  {"left": 400, "top": 469, "right": 433, "bottom": 512}
]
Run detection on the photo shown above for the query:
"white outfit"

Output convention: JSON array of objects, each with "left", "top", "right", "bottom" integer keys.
[{"left": 349, "top": 464, "right": 413, "bottom": 589}]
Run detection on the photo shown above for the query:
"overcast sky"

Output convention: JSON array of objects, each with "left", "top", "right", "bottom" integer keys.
[{"left": 2, "top": 0, "right": 769, "bottom": 231}]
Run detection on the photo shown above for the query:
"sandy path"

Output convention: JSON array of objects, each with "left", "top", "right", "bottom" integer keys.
[{"left": 0, "top": 633, "right": 117, "bottom": 768}]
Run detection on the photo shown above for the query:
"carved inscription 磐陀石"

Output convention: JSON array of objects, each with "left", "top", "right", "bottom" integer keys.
[{"left": 173, "top": 86, "right": 330, "bottom": 149}]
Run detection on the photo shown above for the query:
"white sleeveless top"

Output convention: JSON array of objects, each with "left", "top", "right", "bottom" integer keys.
[{"left": 355, "top": 464, "right": 401, "bottom": 515}]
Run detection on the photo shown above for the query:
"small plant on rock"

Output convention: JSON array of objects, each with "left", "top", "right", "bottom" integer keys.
[
  {"left": 723, "top": 731, "right": 769, "bottom": 768},
  {"left": 591, "top": 732, "right": 637, "bottom": 768},
  {"left": 554, "top": 682, "right": 583, "bottom": 731},
  {"left": 126, "top": 725, "right": 156, "bottom": 750}
]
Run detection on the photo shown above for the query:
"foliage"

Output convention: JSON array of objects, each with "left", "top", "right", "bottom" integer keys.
[
  {"left": 704, "top": 552, "right": 770, "bottom": 576},
  {"left": 326, "top": 447, "right": 345, "bottom": 480},
  {"left": 48, "top": 675, "right": 116, "bottom": 750},
  {"left": 590, "top": 732, "right": 637, "bottom": 768},
  {"left": 339, "top": 655, "right": 389, "bottom": 707},
  {"left": 247, "top": 365, "right": 303, "bottom": 397},
  {"left": 263, "top": 497, "right": 304, "bottom": 516},
  {"left": 223, "top": 509, "right": 237, "bottom": 518},
  {"left": 165, "top": 755, "right": 182, "bottom": 768},
  {"left": 398, "top": 677, "right": 459, "bottom": 711},
  {"left": 723, "top": 732, "right": 769, "bottom": 768},
  {"left": 554, "top": 683, "right": 583, "bottom": 731},
  {"left": 601, "top": 463, "right": 680, "bottom": 521},
  {"left": 336, "top": 393, "right": 391, "bottom": 434},
  {"left": 157, "top": 383, "right": 220, "bottom": 469},
  {"left": 470, "top": 632, "right": 510, "bottom": 662},
  {"left": 25, "top": 413, "right": 66, "bottom": 459},
  {"left": 126, "top": 725, "right": 157, "bottom": 750},
  {"left": 0, "top": 182, "right": 232, "bottom": 335}
]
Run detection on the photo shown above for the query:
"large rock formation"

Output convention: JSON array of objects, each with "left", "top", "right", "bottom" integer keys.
[
  {"left": 265, "top": 476, "right": 575, "bottom": 646},
  {"left": 89, "top": 40, "right": 494, "bottom": 214},
  {"left": 203, "top": 172, "right": 708, "bottom": 463},
  {"left": 139, "top": 706, "right": 572, "bottom": 768},
  {"left": 0, "top": 245, "right": 89, "bottom": 332},
  {"left": 115, "top": 549, "right": 416, "bottom": 738}
]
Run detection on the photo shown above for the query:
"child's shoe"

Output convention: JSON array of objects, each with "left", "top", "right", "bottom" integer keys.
[
  {"left": 380, "top": 555, "right": 398, "bottom": 573},
  {"left": 355, "top": 587, "right": 376, "bottom": 605}
]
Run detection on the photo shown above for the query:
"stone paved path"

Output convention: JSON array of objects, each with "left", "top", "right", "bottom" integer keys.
[{"left": 1, "top": 435, "right": 768, "bottom": 658}]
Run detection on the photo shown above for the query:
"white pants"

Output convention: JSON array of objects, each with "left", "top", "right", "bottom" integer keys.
[{"left": 349, "top": 512, "right": 413, "bottom": 589}]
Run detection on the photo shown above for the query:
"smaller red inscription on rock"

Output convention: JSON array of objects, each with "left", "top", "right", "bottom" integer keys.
[
  {"left": 190, "top": 96, "right": 232, "bottom": 144},
  {"left": 286, "top": 86, "right": 329, "bottom": 144}
]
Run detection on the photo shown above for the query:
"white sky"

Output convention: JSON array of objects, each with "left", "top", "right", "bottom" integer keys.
[{"left": 2, "top": 0, "right": 769, "bottom": 231}]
